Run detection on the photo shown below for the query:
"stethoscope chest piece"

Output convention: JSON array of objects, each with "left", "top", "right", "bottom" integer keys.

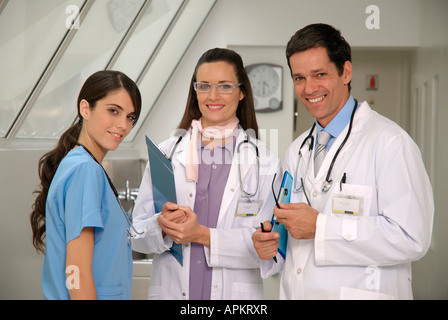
[{"left": 322, "top": 179, "right": 333, "bottom": 193}]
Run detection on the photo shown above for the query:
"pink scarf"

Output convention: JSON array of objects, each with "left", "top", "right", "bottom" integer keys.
[{"left": 186, "top": 117, "right": 239, "bottom": 182}]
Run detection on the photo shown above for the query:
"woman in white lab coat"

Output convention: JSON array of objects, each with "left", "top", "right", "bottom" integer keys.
[{"left": 132, "top": 48, "right": 281, "bottom": 300}]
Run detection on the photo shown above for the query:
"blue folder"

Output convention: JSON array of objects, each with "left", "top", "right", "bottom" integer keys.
[
  {"left": 145, "top": 136, "right": 183, "bottom": 266},
  {"left": 271, "top": 171, "right": 293, "bottom": 259}
]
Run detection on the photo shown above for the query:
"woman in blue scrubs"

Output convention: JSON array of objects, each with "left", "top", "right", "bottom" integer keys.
[{"left": 30, "top": 70, "right": 141, "bottom": 299}]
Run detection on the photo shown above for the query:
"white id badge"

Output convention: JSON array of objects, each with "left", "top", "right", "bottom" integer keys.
[
  {"left": 236, "top": 200, "right": 263, "bottom": 216},
  {"left": 332, "top": 183, "right": 372, "bottom": 216},
  {"left": 332, "top": 195, "right": 362, "bottom": 215}
]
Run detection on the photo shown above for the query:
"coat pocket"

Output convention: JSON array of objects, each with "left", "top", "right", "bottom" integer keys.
[
  {"left": 147, "top": 285, "right": 161, "bottom": 300},
  {"left": 231, "top": 282, "right": 263, "bottom": 300}
]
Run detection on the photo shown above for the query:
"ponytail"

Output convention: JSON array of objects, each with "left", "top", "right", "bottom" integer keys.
[
  {"left": 30, "top": 70, "right": 141, "bottom": 254},
  {"left": 30, "top": 122, "right": 81, "bottom": 253}
]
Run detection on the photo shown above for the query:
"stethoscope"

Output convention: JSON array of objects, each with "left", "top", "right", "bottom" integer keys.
[
  {"left": 76, "top": 143, "right": 144, "bottom": 240},
  {"left": 294, "top": 99, "right": 358, "bottom": 194},
  {"left": 237, "top": 134, "right": 260, "bottom": 197},
  {"left": 170, "top": 129, "right": 260, "bottom": 197}
]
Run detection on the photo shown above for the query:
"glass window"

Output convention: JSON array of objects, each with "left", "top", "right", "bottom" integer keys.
[
  {"left": 0, "top": 0, "right": 84, "bottom": 138},
  {"left": 126, "top": 0, "right": 216, "bottom": 141},
  {"left": 15, "top": 0, "right": 145, "bottom": 139},
  {"left": 1, "top": 0, "right": 216, "bottom": 144},
  {"left": 111, "top": 0, "right": 184, "bottom": 82}
]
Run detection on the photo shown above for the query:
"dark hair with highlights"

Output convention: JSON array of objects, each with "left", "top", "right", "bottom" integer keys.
[
  {"left": 30, "top": 70, "right": 141, "bottom": 254},
  {"left": 286, "top": 23, "right": 352, "bottom": 92},
  {"left": 177, "top": 47, "right": 259, "bottom": 138}
]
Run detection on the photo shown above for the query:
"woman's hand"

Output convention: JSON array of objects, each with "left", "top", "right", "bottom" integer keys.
[
  {"left": 158, "top": 206, "right": 210, "bottom": 247},
  {"left": 160, "top": 202, "right": 187, "bottom": 223}
]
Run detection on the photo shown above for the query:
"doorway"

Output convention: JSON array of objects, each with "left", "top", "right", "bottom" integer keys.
[{"left": 293, "top": 49, "right": 413, "bottom": 139}]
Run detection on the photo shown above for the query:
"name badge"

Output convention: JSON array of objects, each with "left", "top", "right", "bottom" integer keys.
[
  {"left": 332, "top": 194, "right": 362, "bottom": 215},
  {"left": 236, "top": 200, "right": 263, "bottom": 216}
]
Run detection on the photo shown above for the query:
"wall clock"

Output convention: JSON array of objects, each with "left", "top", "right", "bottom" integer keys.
[{"left": 246, "top": 63, "right": 283, "bottom": 112}]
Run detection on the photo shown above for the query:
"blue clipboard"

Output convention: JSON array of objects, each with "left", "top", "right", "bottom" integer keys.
[
  {"left": 145, "top": 136, "right": 183, "bottom": 266},
  {"left": 271, "top": 171, "right": 293, "bottom": 259}
]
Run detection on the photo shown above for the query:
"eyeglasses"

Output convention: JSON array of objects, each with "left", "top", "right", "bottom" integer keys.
[{"left": 194, "top": 82, "right": 242, "bottom": 93}]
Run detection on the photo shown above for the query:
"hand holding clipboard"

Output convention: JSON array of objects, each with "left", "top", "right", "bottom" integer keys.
[
  {"left": 270, "top": 171, "right": 293, "bottom": 260},
  {"left": 145, "top": 136, "right": 183, "bottom": 266}
]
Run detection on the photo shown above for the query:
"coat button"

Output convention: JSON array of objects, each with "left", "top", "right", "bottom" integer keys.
[
  {"left": 189, "top": 193, "right": 193, "bottom": 197},
  {"left": 296, "top": 268, "right": 302, "bottom": 275}
]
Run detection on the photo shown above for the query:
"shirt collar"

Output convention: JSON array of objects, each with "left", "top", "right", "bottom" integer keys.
[{"left": 316, "top": 95, "right": 356, "bottom": 138}]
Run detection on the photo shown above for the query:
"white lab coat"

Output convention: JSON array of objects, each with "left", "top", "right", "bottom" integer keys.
[
  {"left": 132, "top": 128, "right": 281, "bottom": 300},
  {"left": 262, "top": 101, "right": 434, "bottom": 299}
]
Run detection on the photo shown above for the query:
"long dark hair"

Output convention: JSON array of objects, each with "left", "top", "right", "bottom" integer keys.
[
  {"left": 30, "top": 70, "right": 141, "bottom": 254},
  {"left": 177, "top": 48, "right": 259, "bottom": 138},
  {"left": 286, "top": 23, "right": 352, "bottom": 92}
]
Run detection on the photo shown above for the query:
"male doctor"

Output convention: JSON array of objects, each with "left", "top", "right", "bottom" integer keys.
[{"left": 252, "top": 23, "right": 434, "bottom": 299}]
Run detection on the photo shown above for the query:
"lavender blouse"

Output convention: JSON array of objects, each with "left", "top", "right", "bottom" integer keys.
[{"left": 188, "top": 136, "right": 235, "bottom": 300}]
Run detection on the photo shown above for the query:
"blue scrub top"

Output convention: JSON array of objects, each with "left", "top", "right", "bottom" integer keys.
[{"left": 42, "top": 147, "right": 132, "bottom": 300}]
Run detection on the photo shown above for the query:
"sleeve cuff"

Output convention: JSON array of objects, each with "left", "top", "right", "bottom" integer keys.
[
  {"left": 314, "top": 213, "right": 327, "bottom": 265},
  {"left": 204, "top": 228, "right": 217, "bottom": 266}
]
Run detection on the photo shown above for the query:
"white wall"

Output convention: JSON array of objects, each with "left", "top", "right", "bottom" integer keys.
[
  {"left": 0, "top": 150, "right": 44, "bottom": 299},
  {"left": 135, "top": 0, "right": 423, "bottom": 159},
  {"left": 409, "top": 0, "right": 448, "bottom": 299},
  {"left": 294, "top": 49, "right": 413, "bottom": 140},
  {"left": 213, "top": 0, "right": 421, "bottom": 48},
  {"left": 351, "top": 50, "right": 412, "bottom": 129}
]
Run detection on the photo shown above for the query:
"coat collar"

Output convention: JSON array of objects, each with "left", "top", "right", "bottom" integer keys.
[
  {"left": 173, "top": 128, "right": 257, "bottom": 226},
  {"left": 299, "top": 101, "right": 373, "bottom": 183},
  {"left": 174, "top": 127, "right": 250, "bottom": 167}
]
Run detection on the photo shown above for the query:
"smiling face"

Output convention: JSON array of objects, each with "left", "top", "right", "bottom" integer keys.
[
  {"left": 78, "top": 88, "right": 136, "bottom": 162},
  {"left": 289, "top": 46, "right": 352, "bottom": 127},
  {"left": 195, "top": 61, "right": 244, "bottom": 128}
]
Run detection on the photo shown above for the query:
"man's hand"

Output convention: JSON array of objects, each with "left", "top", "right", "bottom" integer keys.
[
  {"left": 252, "top": 221, "right": 280, "bottom": 260},
  {"left": 274, "top": 203, "right": 319, "bottom": 239}
]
